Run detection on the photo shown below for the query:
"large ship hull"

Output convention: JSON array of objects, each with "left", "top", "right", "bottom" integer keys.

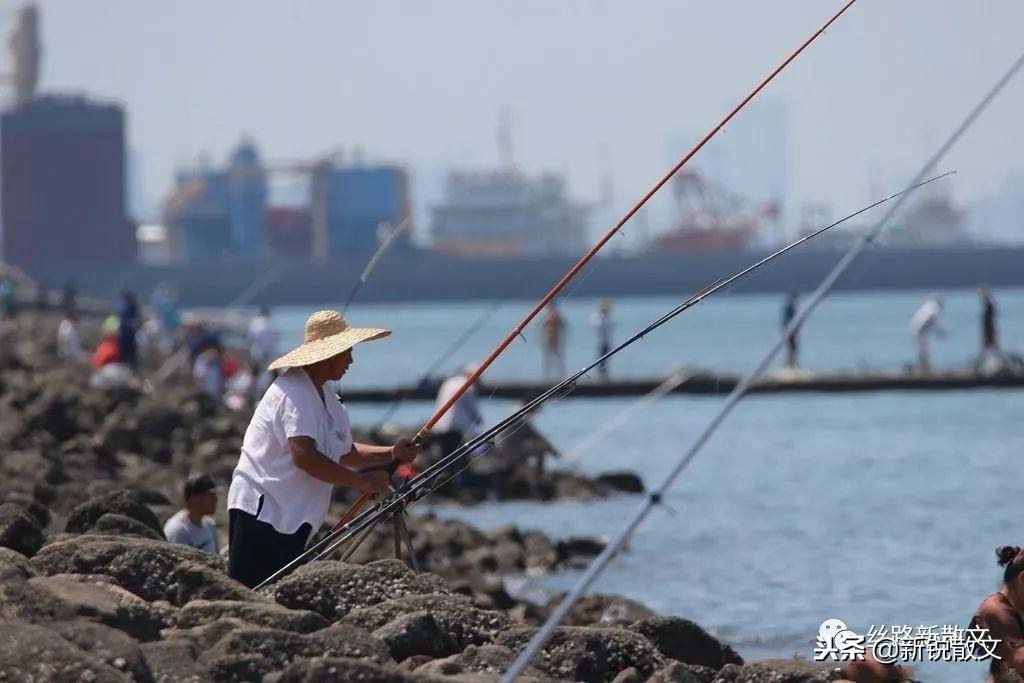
[{"left": 31, "top": 245, "right": 1024, "bottom": 307}]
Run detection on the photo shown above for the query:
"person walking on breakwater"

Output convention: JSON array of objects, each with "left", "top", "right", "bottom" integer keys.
[
  {"left": 541, "top": 303, "right": 566, "bottom": 379},
  {"left": 782, "top": 290, "right": 800, "bottom": 369},
  {"left": 977, "top": 285, "right": 1002, "bottom": 371},
  {"left": 908, "top": 295, "right": 945, "bottom": 374},
  {"left": 164, "top": 473, "right": 220, "bottom": 554},
  {"left": 226, "top": 310, "right": 420, "bottom": 588},
  {"left": 971, "top": 546, "right": 1024, "bottom": 681},
  {"left": 591, "top": 300, "right": 614, "bottom": 380}
]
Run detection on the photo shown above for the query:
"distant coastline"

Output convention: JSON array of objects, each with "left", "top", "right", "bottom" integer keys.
[{"left": 30, "top": 244, "right": 1024, "bottom": 308}]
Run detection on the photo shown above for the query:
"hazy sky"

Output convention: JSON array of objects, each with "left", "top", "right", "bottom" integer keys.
[{"left": 15, "top": 1, "right": 1024, "bottom": 241}]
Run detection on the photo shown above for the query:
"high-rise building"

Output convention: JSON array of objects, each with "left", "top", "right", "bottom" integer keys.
[{"left": 0, "top": 95, "right": 135, "bottom": 268}]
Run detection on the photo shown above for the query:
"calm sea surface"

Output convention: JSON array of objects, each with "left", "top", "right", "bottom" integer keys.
[{"left": 259, "top": 287, "right": 1023, "bottom": 682}]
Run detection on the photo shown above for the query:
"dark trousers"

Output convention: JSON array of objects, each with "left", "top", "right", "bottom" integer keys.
[{"left": 228, "top": 506, "right": 312, "bottom": 589}]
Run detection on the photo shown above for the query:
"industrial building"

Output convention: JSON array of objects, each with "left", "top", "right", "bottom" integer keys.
[
  {"left": 163, "top": 142, "right": 409, "bottom": 262},
  {"left": 0, "top": 95, "right": 135, "bottom": 269}
]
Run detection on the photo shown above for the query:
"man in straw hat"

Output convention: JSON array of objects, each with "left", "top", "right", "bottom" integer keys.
[{"left": 226, "top": 310, "right": 419, "bottom": 588}]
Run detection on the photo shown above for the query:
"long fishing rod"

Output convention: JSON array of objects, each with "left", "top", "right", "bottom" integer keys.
[
  {"left": 341, "top": 217, "right": 411, "bottom": 315},
  {"left": 252, "top": 169, "right": 951, "bottom": 590},
  {"left": 500, "top": 51, "right": 1024, "bottom": 682},
  {"left": 330, "top": 0, "right": 858, "bottom": 531}
]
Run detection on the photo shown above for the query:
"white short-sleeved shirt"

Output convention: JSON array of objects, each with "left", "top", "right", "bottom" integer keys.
[
  {"left": 163, "top": 509, "right": 219, "bottom": 554},
  {"left": 227, "top": 367, "right": 354, "bottom": 534},
  {"left": 433, "top": 374, "right": 481, "bottom": 435}
]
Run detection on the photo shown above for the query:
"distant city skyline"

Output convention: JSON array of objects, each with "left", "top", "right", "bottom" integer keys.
[{"left": 14, "top": 0, "right": 1024, "bottom": 244}]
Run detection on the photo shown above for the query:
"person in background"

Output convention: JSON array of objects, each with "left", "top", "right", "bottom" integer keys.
[
  {"left": 782, "top": 290, "right": 800, "bottom": 369},
  {"left": 225, "top": 361, "right": 260, "bottom": 411},
  {"left": 1, "top": 278, "right": 16, "bottom": 319},
  {"left": 151, "top": 286, "right": 181, "bottom": 353},
  {"left": 57, "top": 312, "right": 81, "bottom": 360},
  {"left": 91, "top": 331, "right": 120, "bottom": 370},
  {"left": 978, "top": 285, "right": 1002, "bottom": 371},
  {"left": 163, "top": 473, "right": 219, "bottom": 554},
  {"left": 541, "top": 303, "right": 566, "bottom": 380},
  {"left": 908, "top": 295, "right": 945, "bottom": 373},
  {"left": 193, "top": 345, "right": 225, "bottom": 399},
  {"left": 429, "top": 364, "right": 483, "bottom": 479},
  {"left": 590, "top": 300, "right": 614, "bottom": 380},
  {"left": 248, "top": 307, "right": 279, "bottom": 377},
  {"left": 971, "top": 545, "right": 1024, "bottom": 682},
  {"left": 116, "top": 291, "right": 140, "bottom": 370},
  {"left": 63, "top": 281, "right": 76, "bottom": 313}
]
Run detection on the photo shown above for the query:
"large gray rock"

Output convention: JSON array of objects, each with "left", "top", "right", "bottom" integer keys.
[
  {"left": 199, "top": 622, "right": 393, "bottom": 673},
  {"left": 372, "top": 610, "right": 457, "bottom": 661},
  {"left": 91, "top": 511, "right": 166, "bottom": 540},
  {"left": 713, "top": 659, "right": 836, "bottom": 682},
  {"left": 272, "top": 657, "right": 426, "bottom": 683},
  {"left": 140, "top": 641, "right": 208, "bottom": 683},
  {"left": 0, "top": 501, "right": 45, "bottom": 556},
  {"left": 562, "top": 594, "right": 658, "bottom": 626},
  {"left": 32, "top": 534, "right": 235, "bottom": 606},
  {"left": 51, "top": 620, "right": 154, "bottom": 682},
  {"left": 65, "top": 489, "right": 163, "bottom": 536},
  {"left": 0, "top": 545, "right": 39, "bottom": 578},
  {"left": 172, "top": 560, "right": 259, "bottom": 605},
  {"left": 273, "top": 559, "right": 450, "bottom": 621},
  {"left": 175, "top": 599, "right": 330, "bottom": 634},
  {"left": 161, "top": 617, "right": 256, "bottom": 652},
  {"left": 630, "top": 616, "right": 743, "bottom": 669},
  {"left": 496, "top": 625, "right": 665, "bottom": 682},
  {"left": 413, "top": 643, "right": 550, "bottom": 680},
  {"left": 647, "top": 661, "right": 716, "bottom": 682},
  {"left": 205, "top": 654, "right": 272, "bottom": 682},
  {"left": 13, "top": 574, "right": 168, "bottom": 640},
  {"left": 0, "top": 621, "right": 130, "bottom": 682},
  {"left": 344, "top": 592, "right": 513, "bottom": 651}
]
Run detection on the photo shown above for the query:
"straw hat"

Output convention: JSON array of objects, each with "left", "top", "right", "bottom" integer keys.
[{"left": 267, "top": 310, "right": 390, "bottom": 371}]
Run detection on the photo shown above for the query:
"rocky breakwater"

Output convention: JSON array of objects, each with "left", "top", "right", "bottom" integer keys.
[{"left": 1, "top": 525, "right": 846, "bottom": 682}]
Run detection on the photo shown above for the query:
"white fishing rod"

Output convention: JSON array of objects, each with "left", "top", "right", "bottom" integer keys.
[{"left": 501, "top": 50, "right": 1024, "bottom": 681}]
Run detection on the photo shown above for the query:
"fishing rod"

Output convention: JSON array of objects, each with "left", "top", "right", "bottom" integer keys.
[
  {"left": 330, "top": 0, "right": 859, "bottom": 531},
  {"left": 500, "top": 51, "right": 1024, "bottom": 682},
  {"left": 252, "top": 169, "right": 952, "bottom": 590},
  {"left": 341, "top": 217, "right": 411, "bottom": 315},
  {"left": 313, "top": 172, "right": 951, "bottom": 556},
  {"left": 372, "top": 273, "right": 529, "bottom": 430},
  {"left": 561, "top": 367, "right": 691, "bottom": 463}
]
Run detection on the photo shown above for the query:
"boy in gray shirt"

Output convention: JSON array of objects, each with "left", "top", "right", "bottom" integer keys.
[{"left": 164, "top": 473, "right": 219, "bottom": 554}]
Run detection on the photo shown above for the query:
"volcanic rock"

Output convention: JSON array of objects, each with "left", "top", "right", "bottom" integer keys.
[
  {"left": 496, "top": 625, "right": 665, "bottom": 682},
  {"left": 91, "top": 511, "right": 166, "bottom": 540},
  {"left": 0, "top": 620, "right": 130, "bottom": 682},
  {"left": 630, "top": 616, "right": 743, "bottom": 669},
  {"left": 50, "top": 620, "right": 154, "bottom": 682},
  {"left": 0, "top": 500, "right": 45, "bottom": 556},
  {"left": 174, "top": 599, "right": 329, "bottom": 634},
  {"left": 139, "top": 640, "right": 206, "bottom": 683},
  {"left": 65, "top": 489, "right": 164, "bottom": 536}
]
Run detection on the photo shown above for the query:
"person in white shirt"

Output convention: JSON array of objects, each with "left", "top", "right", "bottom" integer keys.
[
  {"left": 429, "top": 365, "right": 483, "bottom": 478},
  {"left": 908, "top": 295, "right": 945, "bottom": 373},
  {"left": 163, "top": 473, "right": 220, "bottom": 554},
  {"left": 57, "top": 313, "right": 81, "bottom": 360},
  {"left": 247, "top": 307, "right": 279, "bottom": 375},
  {"left": 590, "top": 300, "right": 613, "bottom": 380},
  {"left": 227, "top": 310, "right": 419, "bottom": 588}
]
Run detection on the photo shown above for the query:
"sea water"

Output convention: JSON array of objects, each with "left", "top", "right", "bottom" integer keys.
[{"left": 265, "top": 287, "right": 1023, "bottom": 682}]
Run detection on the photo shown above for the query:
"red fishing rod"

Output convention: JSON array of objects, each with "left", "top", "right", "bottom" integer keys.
[{"left": 333, "top": 0, "right": 857, "bottom": 530}]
